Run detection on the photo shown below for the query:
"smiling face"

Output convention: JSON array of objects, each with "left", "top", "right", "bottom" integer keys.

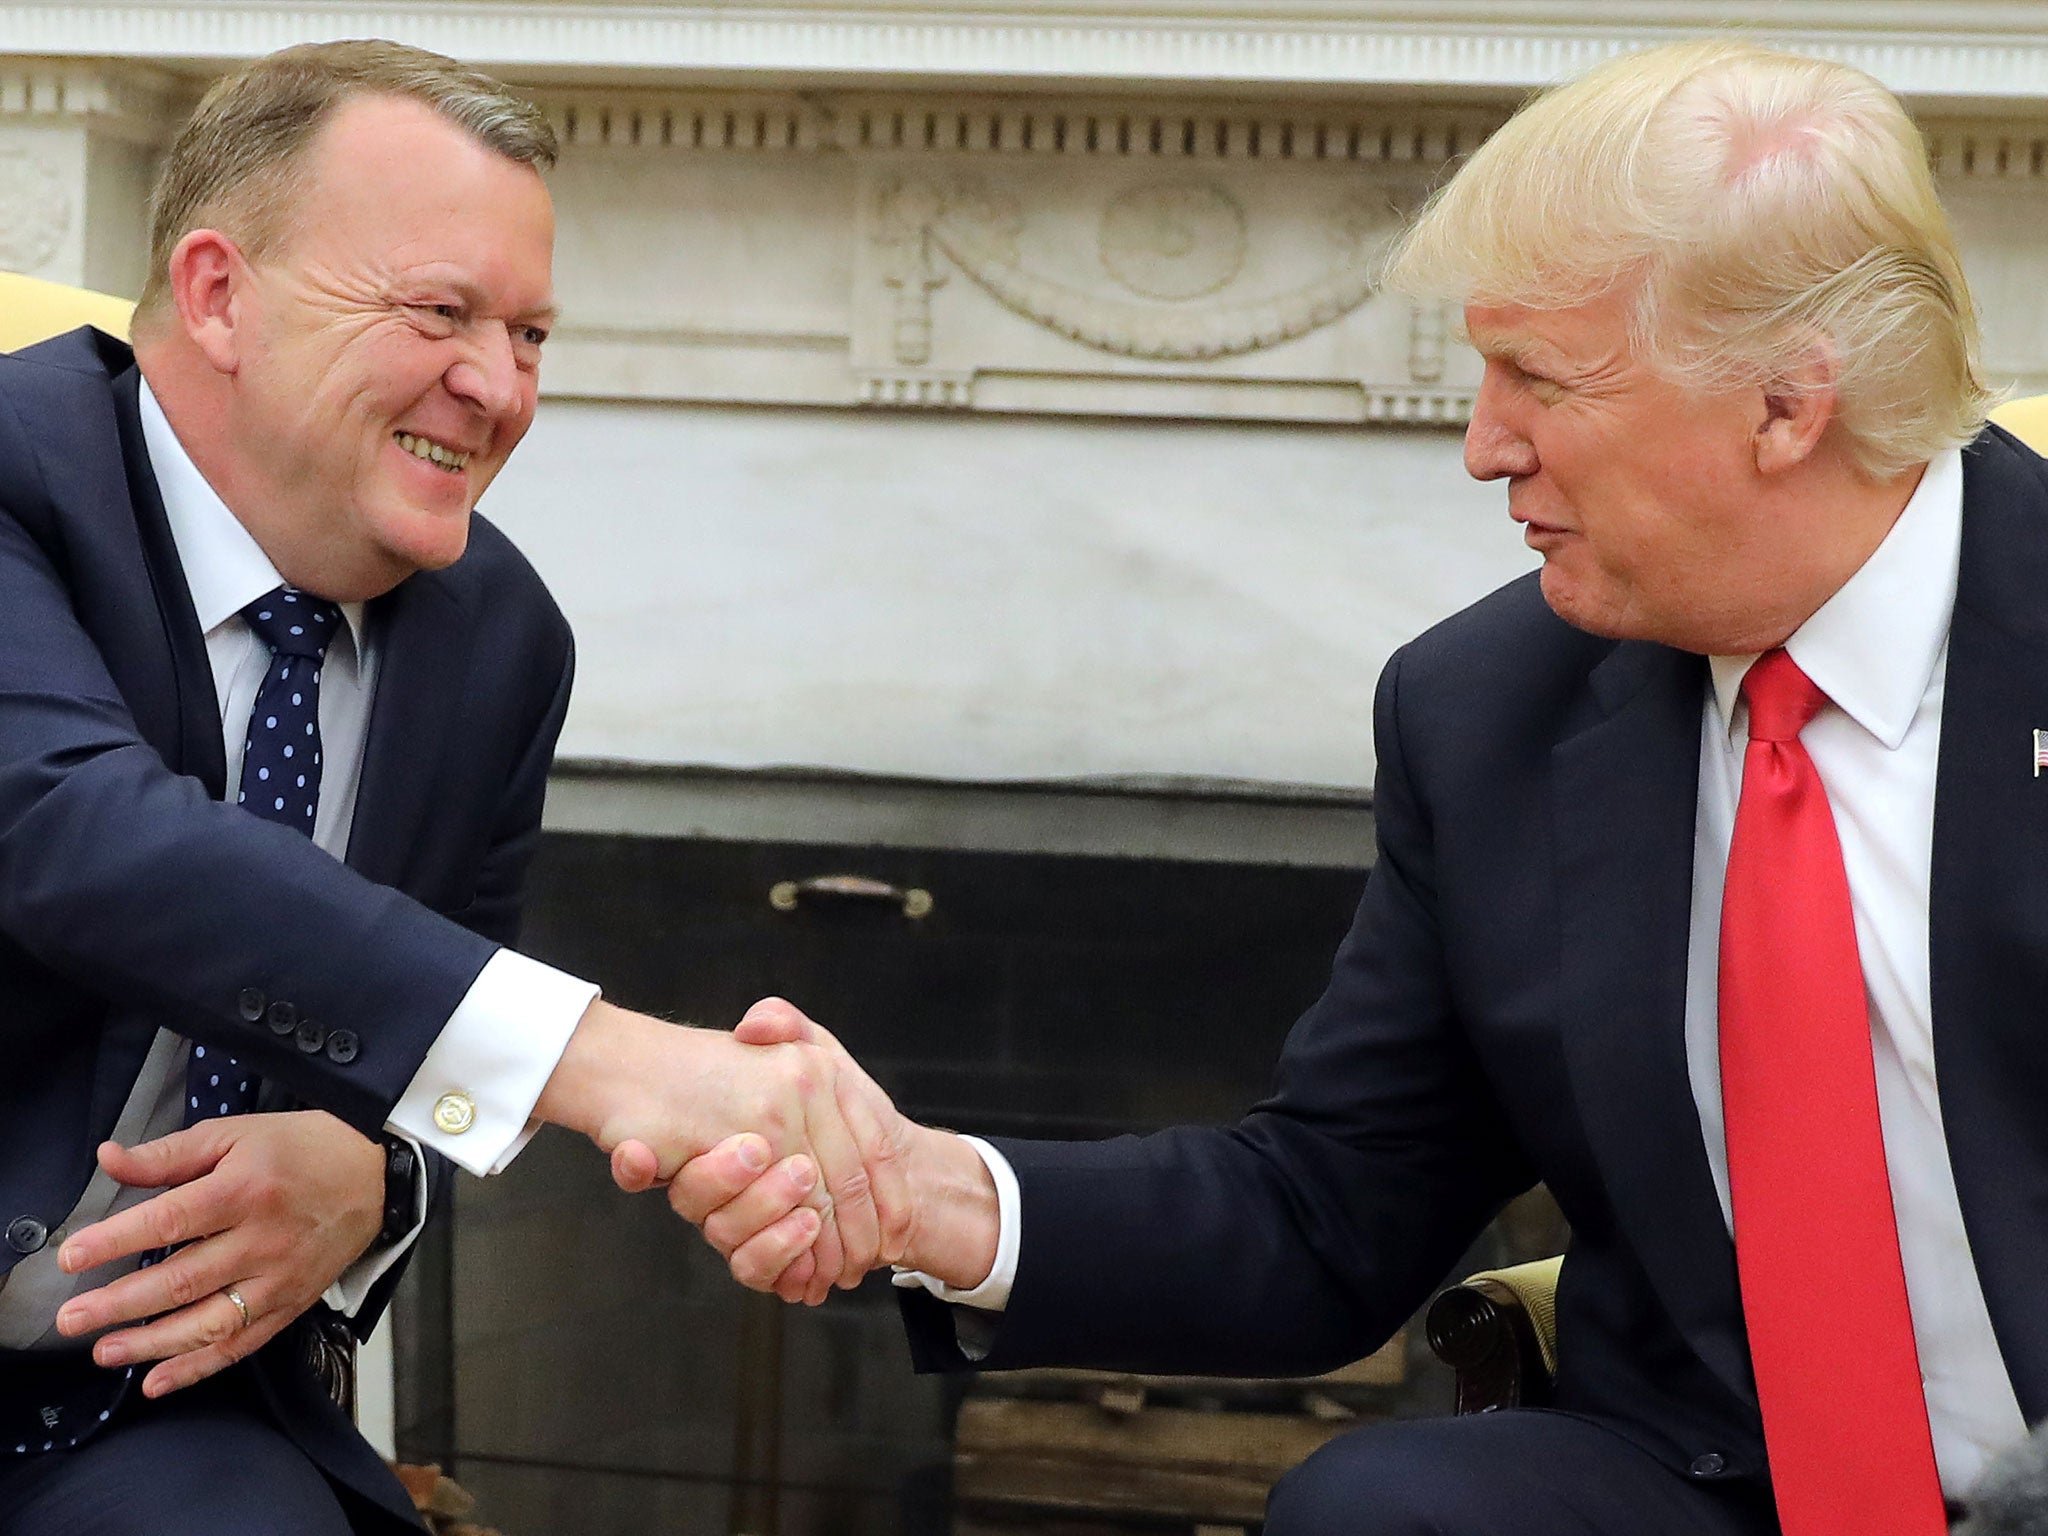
[
  {"left": 1461, "top": 290, "right": 1805, "bottom": 653},
  {"left": 222, "top": 92, "right": 556, "bottom": 597}
]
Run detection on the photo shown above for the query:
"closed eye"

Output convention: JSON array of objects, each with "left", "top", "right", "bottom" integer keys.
[{"left": 1506, "top": 362, "right": 1564, "bottom": 402}]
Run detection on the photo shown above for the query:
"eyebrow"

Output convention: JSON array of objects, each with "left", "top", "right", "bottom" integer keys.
[
  {"left": 408, "top": 277, "right": 558, "bottom": 327},
  {"left": 1468, "top": 331, "right": 1556, "bottom": 371}
]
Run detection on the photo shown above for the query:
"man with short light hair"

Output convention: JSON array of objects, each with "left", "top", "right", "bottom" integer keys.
[
  {"left": 674, "top": 40, "right": 2044, "bottom": 1536},
  {"left": 0, "top": 39, "right": 892, "bottom": 1534}
]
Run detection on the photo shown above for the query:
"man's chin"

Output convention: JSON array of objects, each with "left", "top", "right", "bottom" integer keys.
[
  {"left": 1537, "top": 565, "right": 1636, "bottom": 641},
  {"left": 378, "top": 506, "right": 474, "bottom": 575}
]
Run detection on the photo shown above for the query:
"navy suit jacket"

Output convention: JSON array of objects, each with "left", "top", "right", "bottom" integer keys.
[
  {"left": 905, "top": 425, "right": 2048, "bottom": 1493},
  {"left": 0, "top": 328, "right": 574, "bottom": 1517}
]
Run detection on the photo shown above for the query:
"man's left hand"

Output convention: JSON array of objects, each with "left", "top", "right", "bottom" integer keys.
[{"left": 52, "top": 1111, "right": 384, "bottom": 1398}]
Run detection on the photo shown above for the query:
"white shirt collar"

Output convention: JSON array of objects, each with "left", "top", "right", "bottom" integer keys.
[
  {"left": 135, "top": 376, "right": 366, "bottom": 649},
  {"left": 1707, "top": 446, "right": 1963, "bottom": 751}
]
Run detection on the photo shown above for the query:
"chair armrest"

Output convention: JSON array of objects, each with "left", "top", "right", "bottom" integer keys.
[{"left": 1425, "top": 1255, "right": 1563, "bottom": 1414}]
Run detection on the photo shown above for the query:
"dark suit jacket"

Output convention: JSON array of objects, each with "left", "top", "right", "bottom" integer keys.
[
  {"left": 905, "top": 425, "right": 2048, "bottom": 1494},
  {"left": 0, "top": 328, "right": 574, "bottom": 1521}
]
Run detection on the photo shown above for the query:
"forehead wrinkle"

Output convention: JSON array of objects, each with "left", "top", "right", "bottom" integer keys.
[{"left": 1467, "top": 326, "right": 1556, "bottom": 371}]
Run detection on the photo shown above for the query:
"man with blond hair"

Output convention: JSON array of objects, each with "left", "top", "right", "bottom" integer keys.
[
  {"left": 0, "top": 38, "right": 894, "bottom": 1534},
  {"left": 671, "top": 39, "right": 2044, "bottom": 1535}
]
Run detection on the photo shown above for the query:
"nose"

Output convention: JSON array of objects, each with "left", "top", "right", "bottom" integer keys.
[
  {"left": 1463, "top": 366, "right": 1538, "bottom": 482},
  {"left": 446, "top": 325, "right": 525, "bottom": 419}
]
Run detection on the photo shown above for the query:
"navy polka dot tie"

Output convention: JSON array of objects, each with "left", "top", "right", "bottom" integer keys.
[{"left": 183, "top": 585, "right": 341, "bottom": 1125}]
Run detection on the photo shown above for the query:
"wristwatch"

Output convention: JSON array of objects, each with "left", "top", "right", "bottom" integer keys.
[{"left": 378, "top": 1137, "right": 418, "bottom": 1248}]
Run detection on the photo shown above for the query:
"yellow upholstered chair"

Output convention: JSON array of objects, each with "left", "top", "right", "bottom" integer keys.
[
  {"left": 1991, "top": 394, "right": 2048, "bottom": 456},
  {"left": 0, "top": 270, "right": 134, "bottom": 349}
]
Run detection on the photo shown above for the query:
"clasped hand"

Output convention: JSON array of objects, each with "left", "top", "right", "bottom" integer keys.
[{"left": 588, "top": 998, "right": 917, "bottom": 1305}]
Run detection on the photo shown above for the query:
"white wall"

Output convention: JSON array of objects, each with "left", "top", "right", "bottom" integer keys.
[{"left": 486, "top": 401, "right": 1531, "bottom": 788}]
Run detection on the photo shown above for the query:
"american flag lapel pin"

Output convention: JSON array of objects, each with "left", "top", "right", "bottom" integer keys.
[{"left": 2035, "top": 729, "right": 2048, "bottom": 777}]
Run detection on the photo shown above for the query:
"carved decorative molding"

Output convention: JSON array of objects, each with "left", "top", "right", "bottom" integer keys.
[
  {"left": 1100, "top": 180, "right": 1248, "bottom": 302},
  {"left": 0, "top": 61, "right": 185, "bottom": 143},
  {"left": 9, "top": 3, "right": 2048, "bottom": 100},
  {"left": 883, "top": 174, "right": 1392, "bottom": 363},
  {"left": 808, "top": 88, "right": 1474, "bottom": 422},
  {"left": 518, "top": 83, "right": 2048, "bottom": 424},
  {"left": 0, "top": 150, "right": 72, "bottom": 272},
  {"left": 513, "top": 86, "right": 1498, "bottom": 423}
]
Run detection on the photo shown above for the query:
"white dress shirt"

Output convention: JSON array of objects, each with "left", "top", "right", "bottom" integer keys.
[
  {"left": 1686, "top": 447, "right": 2023, "bottom": 1495},
  {"left": 0, "top": 380, "right": 594, "bottom": 1344},
  {"left": 927, "top": 447, "right": 2028, "bottom": 1497}
]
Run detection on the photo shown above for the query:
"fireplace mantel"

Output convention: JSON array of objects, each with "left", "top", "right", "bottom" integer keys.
[{"left": 6, "top": 5, "right": 2047, "bottom": 790}]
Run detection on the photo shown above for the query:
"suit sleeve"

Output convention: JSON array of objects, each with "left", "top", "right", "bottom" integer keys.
[
  {"left": 0, "top": 397, "right": 499, "bottom": 1139},
  {"left": 902, "top": 642, "right": 1538, "bottom": 1377}
]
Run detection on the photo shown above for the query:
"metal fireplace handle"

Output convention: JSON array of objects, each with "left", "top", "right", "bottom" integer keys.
[{"left": 768, "top": 874, "right": 933, "bottom": 920}]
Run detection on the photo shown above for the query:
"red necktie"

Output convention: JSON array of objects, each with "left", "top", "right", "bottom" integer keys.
[{"left": 1718, "top": 648, "right": 1945, "bottom": 1536}]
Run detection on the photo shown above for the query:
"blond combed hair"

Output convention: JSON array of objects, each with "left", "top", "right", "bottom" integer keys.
[
  {"left": 135, "top": 39, "right": 557, "bottom": 328},
  {"left": 1382, "top": 39, "right": 1990, "bottom": 477}
]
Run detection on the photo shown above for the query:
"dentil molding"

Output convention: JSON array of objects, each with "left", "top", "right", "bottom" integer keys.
[
  {"left": 0, "top": 59, "right": 184, "bottom": 141},
  {"left": 8, "top": 2, "right": 2048, "bottom": 100}
]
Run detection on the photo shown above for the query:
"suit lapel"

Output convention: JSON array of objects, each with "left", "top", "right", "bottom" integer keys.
[
  {"left": 1929, "top": 426, "right": 2048, "bottom": 1420},
  {"left": 105, "top": 367, "right": 226, "bottom": 795},
  {"left": 345, "top": 564, "right": 474, "bottom": 890},
  {"left": 62, "top": 364, "right": 229, "bottom": 1131},
  {"left": 1553, "top": 639, "right": 1753, "bottom": 1400}
]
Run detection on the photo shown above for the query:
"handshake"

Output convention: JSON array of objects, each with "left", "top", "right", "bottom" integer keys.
[{"left": 539, "top": 995, "right": 1001, "bottom": 1306}]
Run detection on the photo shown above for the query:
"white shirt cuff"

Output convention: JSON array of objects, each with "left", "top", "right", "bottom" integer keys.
[
  {"left": 890, "top": 1134, "right": 1020, "bottom": 1312},
  {"left": 387, "top": 949, "right": 597, "bottom": 1176},
  {"left": 321, "top": 1132, "right": 428, "bottom": 1317}
]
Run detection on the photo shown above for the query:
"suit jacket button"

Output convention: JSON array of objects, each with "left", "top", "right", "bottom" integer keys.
[
  {"left": 324, "top": 1029, "right": 360, "bottom": 1065},
  {"left": 6, "top": 1216, "right": 47, "bottom": 1254},
  {"left": 266, "top": 1000, "right": 298, "bottom": 1035},
  {"left": 1689, "top": 1453, "right": 1726, "bottom": 1478},
  {"left": 294, "top": 1019, "right": 327, "bottom": 1054},
  {"left": 238, "top": 988, "right": 267, "bottom": 1022},
  {"left": 433, "top": 1092, "right": 476, "bottom": 1134}
]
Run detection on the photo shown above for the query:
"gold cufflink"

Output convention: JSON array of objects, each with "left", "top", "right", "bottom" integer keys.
[{"left": 433, "top": 1091, "right": 476, "bottom": 1134}]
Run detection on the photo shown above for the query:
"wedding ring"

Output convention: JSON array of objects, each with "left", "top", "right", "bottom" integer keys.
[{"left": 224, "top": 1287, "right": 251, "bottom": 1329}]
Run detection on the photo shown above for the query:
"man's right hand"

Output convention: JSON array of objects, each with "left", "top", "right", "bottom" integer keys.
[
  {"left": 534, "top": 997, "right": 908, "bottom": 1302},
  {"left": 649, "top": 1000, "right": 1002, "bottom": 1305}
]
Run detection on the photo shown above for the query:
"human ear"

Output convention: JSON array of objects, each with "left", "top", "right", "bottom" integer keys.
[
  {"left": 1754, "top": 345, "right": 1839, "bottom": 476},
  {"left": 164, "top": 229, "right": 250, "bottom": 376}
]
